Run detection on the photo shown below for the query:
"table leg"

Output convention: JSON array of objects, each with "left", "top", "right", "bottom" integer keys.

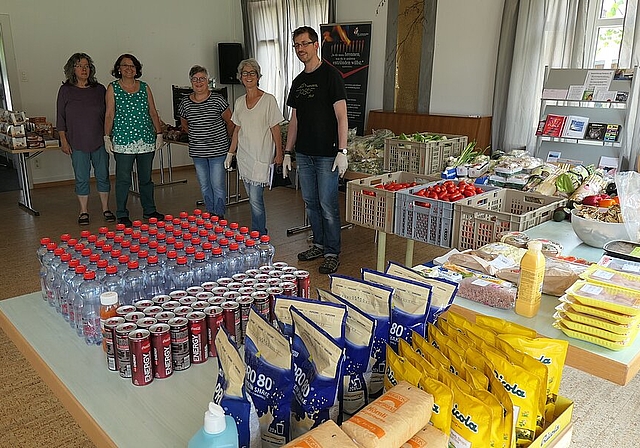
[
  {"left": 226, "top": 169, "right": 248, "bottom": 205},
  {"left": 405, "top": 239, "right": 415, "bottom": 268},
  {"left": 16, "top": 152, "right": 40, "bottom": 216},
  {"left": 377, "top": 231, "right": 387, "bottom": 271},
  {"left": 156, "top": 142, "right": 187, "bottom": 187}
]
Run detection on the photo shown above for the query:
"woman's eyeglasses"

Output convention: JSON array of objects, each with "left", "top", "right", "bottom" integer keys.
[
  {"left": 191, "top": 77, "right": 208, "bottom": 83},
  {"left": 241, "top": 71, "right": 258, "bottom": 77},
  {"left": 120, "top": 64, "right": 136, "bottom": 69},
  {"left": 292, "top": 41, "right": 315, "bottom": 49},
  {"left": 74, "top": 65, "right": 90, "bottom": 70}
]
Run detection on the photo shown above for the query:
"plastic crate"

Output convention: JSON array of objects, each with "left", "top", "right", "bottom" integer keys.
[
  {"left": 383, "top": 133, "right": 468, "bottom": 175},
  {"left": 393, "top": 182, "right": 499, "bottom": 248},
  {"left": 346, "top": 172, "right": 440, "bottom": 233},
  {"left": 452, "top": 189, "right": 567, "bottom": 251}
]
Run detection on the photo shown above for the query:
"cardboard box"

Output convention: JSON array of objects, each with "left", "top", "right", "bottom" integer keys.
[{"left": 529, "top": 395, "right": 573, "bottom": 448}]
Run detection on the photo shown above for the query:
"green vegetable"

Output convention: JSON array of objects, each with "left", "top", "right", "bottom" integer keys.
[{"left": 555, "top": 173, "right": 577, "bottom": 194}]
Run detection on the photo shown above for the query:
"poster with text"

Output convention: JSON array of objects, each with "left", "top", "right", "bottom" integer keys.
[{"left": 321, "top": 22, "right": 371, "bottom": 135}]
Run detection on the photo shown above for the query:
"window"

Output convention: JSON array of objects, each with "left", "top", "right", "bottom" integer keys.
[{"left": 586, "top": 0, "right": 630, "bottom": 68}]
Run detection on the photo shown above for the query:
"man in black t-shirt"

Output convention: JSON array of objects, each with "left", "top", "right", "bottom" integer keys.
[{"left": 284, "top": 26, "right": 348, "bottom": 275}]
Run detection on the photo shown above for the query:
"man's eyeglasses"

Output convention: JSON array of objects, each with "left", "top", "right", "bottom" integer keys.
[
  {"left": 292, "top": 41, "right": 315, "bottom": 49},
  {"left": 191, "top": 77, "right": 208, "bottom": 83},
  {"left": 241, "top": 71, "right": 257, "bottom": 77},
  {"left": 74, "top": 65, "right": 90, "bottom": 70},
  {"left": 120, "top": 64, "right": 136, "bottom": 69}
]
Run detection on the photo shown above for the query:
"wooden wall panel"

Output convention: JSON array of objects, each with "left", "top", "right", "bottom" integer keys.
[{"left": 367, "top": 109, "right": 492, "bottom": 152}]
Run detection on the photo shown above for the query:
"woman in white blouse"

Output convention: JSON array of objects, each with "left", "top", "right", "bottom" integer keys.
[{"left": 225, "top": 58, "right": 284, "bottom": 235}]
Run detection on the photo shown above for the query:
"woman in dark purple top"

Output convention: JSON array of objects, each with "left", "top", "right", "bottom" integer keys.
[{"left": 56, "top": 52, "right": 114, "bottom": 225}]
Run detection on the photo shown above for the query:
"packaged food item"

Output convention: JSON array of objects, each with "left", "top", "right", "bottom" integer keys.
[
  {"left": 556, "top": 302, "right": 636, "bottom": 334},
  {"left": 565, "top": 280, "right": 640, "bottom": 315},
  {"left": 385, "top": 344, "right": 422, "bottom": 390},
  {"left": 318, "top": 288, "right": 376, "bottom": 415},
  {"left": 559, "top": 294, "right": 638, "bottom": 325},
  {"left": 213, "top": 327, "right": 261, "bottom": 448},
  {"left": 417, "top": 375, "right": 453, "bottom": 437},
  {"left": 341, "top": 381, "right": 434, "bottom": 448},
  {"left": 330, "top": 274, "right": 393, "bottom": 399},
  {"left": 290, "top": 307, "right": 345, "bottom": 438},
  {"left": 471, "top": 389, "right": 504, "bottom": 447},
  {"left": 496, "top": 334, "right": 568, "bottom": 426},
  {"left": 412, "top": 330, "right": 450, "bottom": 370},
  {"left": 446, "top": 382, "right": 494, "bottom": 447},
  {"left": 552, "top": 320, "right": 638, "bottom": 350},
  {"left": 401, "top": 424, "right": 448, "bottom": 448},
  {"left": 385, "top": 261, "right": 458, "bottom": 324},
  {"left": 475, "top": 315, "right": 537, "bottom": 338},
  {"left": 456, "top": 275, "right": 517, "bottom": 309},
  {"left": 603, "top": 240, "right": 640, "bottom": 262},
  {"left": 362, "top": 268, "right": 432, "bottom": 351},
  {"left": 273, "top": 295, "right": 346, "bottom": 343},
  {"left": 484, "top": 348, "right": 541, "bottom": 446},
  {"left": 597, "top": 254, "right": 640, "bottom": 274},
  {"left": 580, "top": 264, "right": 640, "bottom": 293},
  {"left": 283, "top": 420, "right": 358, "bottom": 448},
  {"left": 244, "top": 310, "right": 293, "bottom": 447},
  {"left": 398, "top": 338, "right": 439, "bottom": 379}
]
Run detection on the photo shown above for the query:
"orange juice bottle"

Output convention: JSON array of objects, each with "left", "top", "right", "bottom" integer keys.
[
  {"left": 100, "top": 291, "right": 119, "bottom": 352},
  {"left": 515, "top": 241, "right": 546, "bottom": 317}
]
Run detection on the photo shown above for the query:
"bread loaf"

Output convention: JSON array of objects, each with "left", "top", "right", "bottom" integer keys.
[{"left": 283, "top": 420, "right": 359, "bottom": 448}]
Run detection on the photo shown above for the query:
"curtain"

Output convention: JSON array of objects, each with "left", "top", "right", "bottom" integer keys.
[
  {"left": 494, "top": 0, "right": 640, "bottom": 169},
  {"left": 240, "top": 0, "right": 333, "bottom": 119}
]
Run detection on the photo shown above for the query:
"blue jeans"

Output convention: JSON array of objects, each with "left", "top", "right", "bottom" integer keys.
[
  {"left": 243, "top": 180, "right": 266, "bottom": 235},
  {"left": 193, "top": 156, "right": 226, "bottom": 217},
  {"left": 71, "top": 146, "right": 110, "bottom": 196},
  {"left": 114, "top": 151, "right": 156, "bottom": 218},
  {"left": 296, "top": 153, "right": 341, "bottom": 257}
]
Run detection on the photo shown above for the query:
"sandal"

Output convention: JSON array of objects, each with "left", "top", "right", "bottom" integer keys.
[
  {"left": 103, "top": 210, "right": 116, "bottom": 222},
  {"left": 78, "top": 213, "right": 90, "bottom": 226}
]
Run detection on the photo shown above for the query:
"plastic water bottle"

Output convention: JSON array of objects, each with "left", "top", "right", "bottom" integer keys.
[
  {"left": 80, "top": 270, "right": 103, "bottom": 346},
  {"left": 137, "top": 249, "right": 149, "bottom": 271},
  {"left": 243, "top": 239, "right": 260, "bottom": 271},
  {"left": 102, "top": 265, "right": 124, "bottom": 300},
  {"left": 192, "top": 252, "right": 210, "bottom": 286},
  {"left": 70, "top": 265, "right": 88, "bottom": 335},
  {"left": 40, "top": 242, "right": 58, "bottom": 301},
  {"left": 145, "top": 255, "right": 166, "bottom": 297},
  {"left": 46, "top": 248, "right": 65, "bottom": 308},
  {"left": 37, "top": 237, "right": 52, "bottom": 264},
  {"left": 60, "top": 259, "right": 80, "bottom": 322},
  {"left": 188, "top": 402, "right": 238, "bottom": 448},
  {"left": 171, "top": 256, "right": 194, "bottom": 290},
  {"left": 100, "top": 291, "right": 119, "bottom": 355},
  {"left": 225, "top": 243, "right": 243, "bottom": 276},
  {"left": 185, "top": 245, "right": 197, "bottom": 266},
  {"left": 165, "top": 250, "right": 179, "bottom": 290},
  {"left": 96, "top": 259, "right": 109, "bottom": 283},
  {"left": 258, "top": 235, "right": 275, "bottom": 267},
  {"left": 53, "top": 253, "right": 72, "bottom": 314},
  {"left": 249, "top": 230, "right": 260, "bottom": 243},
  {"left": 122, "top": 260, "right": 147, "bottom": 305},
  {"left": 209, "top": 247, "right": 225, "bottom": 281},
  {"left": 218, "top": 238, "right": 230, "bottom": 258}
]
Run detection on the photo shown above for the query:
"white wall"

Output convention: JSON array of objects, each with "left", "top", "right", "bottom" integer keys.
[
  {"left": 430, "top": 0, "right": 503, "bottom": 115},
  {"left": 1, "top": 0, "right": 503, "bottom": 184},
  {"left": 1, "top": 0, "right": 242, "bottom": 183}
]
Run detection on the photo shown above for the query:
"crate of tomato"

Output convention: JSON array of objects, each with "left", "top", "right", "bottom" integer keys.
[
  {"left": 394, "top": 179, "right": 498, "bottom": 247},
  {"left": 346, "top": 171, "right": 441, "bottom": 233},
  {"left": 384, "top": 133, "right": 468, "bottom": 175}
]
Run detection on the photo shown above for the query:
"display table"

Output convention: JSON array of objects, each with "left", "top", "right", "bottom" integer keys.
[
  {"left": 0, "top": 292, "right": 216, "bottom": 447},
  {"left": 449, "top": 219, "right": 640, "bottom": 386},
  {"left": 0, "top": 143, "right": 61, "bottom": 215}
]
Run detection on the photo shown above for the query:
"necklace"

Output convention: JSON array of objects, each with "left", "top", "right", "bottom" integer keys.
[{"left": 119, "top": 80, "right": 137, "bottom": 93}]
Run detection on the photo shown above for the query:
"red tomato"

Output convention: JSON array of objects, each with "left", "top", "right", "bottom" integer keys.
[
  {"left": 474, "top": 186, "right": 484, "bottom": 193},
  {"left": 426, "top": 192, "right": 438, "bottom": 199},
  {"left": 462, "top": 188, "right": 476, "bottom": 197},
  {"left": 450, "top": 193, "right": 464, "bottom": 202},
  {"left": 374, "top": 184, "right": 385, "bottom": 189}
]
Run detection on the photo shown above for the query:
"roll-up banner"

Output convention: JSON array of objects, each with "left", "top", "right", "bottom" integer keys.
[{"left": 321, "top": 22, "right": 372, "bottom": 136}]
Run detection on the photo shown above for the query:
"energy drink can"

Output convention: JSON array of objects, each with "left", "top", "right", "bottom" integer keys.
[
  {"left": 280, "top": 281, "right": 297, "bottom": 297},
  {"left": 149, "top": 323, "right": 173, "bottom": 379},
  {"left": 187, "top": 311, "right": 208, "bottom": 364},
  {"left": 168, "top": 317, "right": 190, "bottom": 371},
  {"left": 151, "top": 294, "right": 171, "bottom": 306},
  {"left": 134, "top": 299, "right": 154, "bottom": 312},
  {"left": 237, "top": 296, "right": 254, "bottom": 343},
  {"left": 154, "top": 311, "right": 175, "bottom": 324},
  {"left": 186, "top": 286, "right": 204, "bottom": 296},
  {"left": 129, "top": 328, "right": 153, "bottom": 386},
  {"left": 124, "top": 311, "right": 145, "bottom": 324},
  {"left": 192, "top": 300, "right": 210, "bottom": 312},
  {"left": 178, "top": 296, "right": 197, "bottom": 307},
  {"left": 266, "top": 286, "right": 283, "bottom": 325},
  {"left": 221, "top": 301, "right": 241, "bottom": 343},
  {"left": 174, "top": 306, "right": 193, "bottom": 317},
  {"left": 104, "top": 316, "right": 125, "bottom": 371},
  {"left": 161, "top": 300, "right": 180, "bottom": 312},
  {"left": 136, "top": 316, "right": 157, "bottom": 329},
  {"left": 116, "top": 305, "right": 136, "bottom": 318},
  {"left": 115, "top": 322, "right": 137, "bottom": 378},
  {"left": 142, "top": 305, "right": 163, "bottom": 317},
  {"left": 204, "top": 306, "right": 224, "bottom": 357},
  {"left": 251, "top": 291, "right": 270, "bottom": 322},
  {"left": 294, "top": 270, "right": 311, "bottom": 298}
]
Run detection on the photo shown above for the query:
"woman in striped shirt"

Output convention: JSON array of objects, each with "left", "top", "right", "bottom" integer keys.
[{"left": 179, "top": 65, "right": 234, "bottom": 218}]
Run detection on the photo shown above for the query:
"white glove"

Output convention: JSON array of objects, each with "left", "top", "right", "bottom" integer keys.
[
  {"left": 283, "top": 154, "right": 292, "bottom": 178},
  {"left": 224, "top": 152, "right": 235, "bottom": 170},
  {"left": 155, "top": 134, "right": 164, "bottom": 151},
  {"left": 104, "top": 135, "right": 113, "bottom": 154},
  {"left": 332, "top": 152, "right": 348, "bottom": 177}
]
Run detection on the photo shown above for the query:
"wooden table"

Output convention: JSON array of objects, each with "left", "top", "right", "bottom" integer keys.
[{"left": 0, "top": 143, "right": 61, "bottom": 215}]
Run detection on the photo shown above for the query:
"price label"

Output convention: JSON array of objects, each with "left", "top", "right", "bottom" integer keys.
[
  {"left": 489, "top": 254, "right": 517, "bottom": 270},
  {"left": 579, "top": 283, "right": 603, "bottom": 295},
  {"left": 471, "top": 279, "right": 491, "bottom": 287},
  {"left": 631, "top": 247, "right": 640, "bottom": 257},
  {"left": 593, "top": 269, "right": 615, "bottom": 280},
  {"left": 622, "top": 263, "right": 640, "bottom": 273}
]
